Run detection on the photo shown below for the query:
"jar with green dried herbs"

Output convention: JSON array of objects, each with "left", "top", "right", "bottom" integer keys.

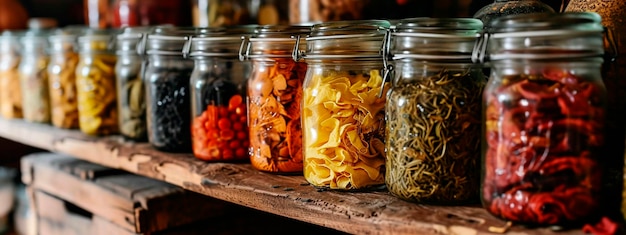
[
  {"left": 385, "top": 18, "right": 485, "bottom": 203},
  {"left": 19, "top": 30, "right": 51, "bottom": 123}
]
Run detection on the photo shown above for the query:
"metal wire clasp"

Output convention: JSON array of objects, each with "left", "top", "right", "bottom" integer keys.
[
  {"left": 471, "top": 31, "right": 490, "bottom": 64},
  {"left": 292, "top": 34, "right": 305, "bottom": 62},
  {"left": 238, "top": 36, "right": 251, "bottom": 61},
  {"left": 182, "top": 35, "right": 193, "bottom": 59},
  {"left": 136, "top": 33, "right": 149, "bottom": 56},
  {"left": 378, "top": 29, "right": 393, "bottom": 98},
  {"left": 604, "top": 27, "right": 618, "bottom": 63}
]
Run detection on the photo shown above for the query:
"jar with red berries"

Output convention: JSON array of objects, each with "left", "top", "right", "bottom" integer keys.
[
  {"left": 186, "top": 26, "right": 255, "bottom": 161},
  {"left": 479, "top": 12, "right": 607, "bottom": 226}
]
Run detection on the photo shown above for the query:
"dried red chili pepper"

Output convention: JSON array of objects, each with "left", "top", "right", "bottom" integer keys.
[
  {"left": 192, "top": 94, "right": 249, "bottom": 161},
  {"left": 483, "top": 69, "right": 605, "bottom": 225}
]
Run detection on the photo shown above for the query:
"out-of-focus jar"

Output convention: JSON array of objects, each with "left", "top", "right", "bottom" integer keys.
[
  {"left": 386, "top": 18, "right": 485, "bottom": 203},
  {"left": 48, "top": 28, "right": 81, "bottom": 129},
  {"left": 115, "top": 26, "right": 151, "bottom": 140},
  {"left": 299, "top": 20, "right": 390, "bottom": 190},
  {"left": 473, "top": 0, "right": 555, "bottom": 26},
  {"left": 19, "top": 30, "right": 51, "bottom": 123},
  {"left": 141, "top": 27, "right": 196, "bottom": 152},
  {"left": 83, "top": 0, "right": 110, "bottom": 28},
  {"left": 479, "top": 12, "right": 606, "bottom": 225},
  {"left": 257, "top": 0, "right": 289, "bottom": 25},
  {"left": 0, "top": 31, "right": 23, "bottom": 119},
  {"left": 192, "top": 0, "right": 255, "bottom": 27},
  {"left": 76, "top": 29, "right": 119, "bottom": 135},
  {"left": 289, "top": 0, "right": 372, "bottom": 24},
  {"left": 241, "top": 25, "right": 309, "bottom": 173},
  {"left": 187, "top": 26, "right": 255, "bottom": 161}
]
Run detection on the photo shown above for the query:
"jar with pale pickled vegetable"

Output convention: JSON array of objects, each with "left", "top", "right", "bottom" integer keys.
[
  {"left": 386, "top": 18, "right": 486, "bottom": 203},
  {"left": 141, "top": 27, "right": 197, "bottom": 152},
  {"left": 241, "top": 25, "right": 309, "bottom": 173},
  {"left": 48, "top": 28, "right": 81, "bottom": 129},
  {"left": 186, "top": 26, "right": 254, "bottom": 161},
  {"left": 19, "top": 30, "right": 51, "bottom": 123},
  {"left": 115, "top": 26, "right": 151, "bottom": 140},
  {"left": 0, "top": 31, "right": 23, "bottom": 119},
  {"left": 479, "top": 12, "right": 606, "bottom": 225},
  {"left": 298, "top": 20, "right": 390, "bottom": 190},
  {"left": 76, "top": 29, "right": 119, "bottom": 135}
]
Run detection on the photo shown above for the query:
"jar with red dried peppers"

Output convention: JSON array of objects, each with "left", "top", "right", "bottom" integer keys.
[
  {"left": 240, "top": 25, "right": 309, "bottom": 173},
  {"left": 386, "top": 18, "right": 486, "bottom": 204},
  {"left": 298, "top": 20, "right": 391, "bottom": 190},
  {"left": 186, "top": 26, "right": 255, "bottom": 161},
  {"left": 478, "top": 12, "right": 607, "bottom": 226}
]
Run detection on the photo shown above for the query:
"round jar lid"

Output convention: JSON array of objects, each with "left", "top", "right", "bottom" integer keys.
[
  {"left": 77, "top": 29, "right": 119, "bottom": 54},
  {"left": 242, "top": 25, "right": 310, "bottom": 60},
  {"left": 141, "top": 27, "right": 201, "bottom": 56},
  {"left": 115, "top": 26, "right": 153, "bottom": 55},
  {"left": 185, "top": 25, "right": 256, "bottom": 59},
  {"left": 303, "top": 20, "right": 390, "bottom": 60},
  {"left": 392, "top": 18, "right": 483, "bottom": 61}
]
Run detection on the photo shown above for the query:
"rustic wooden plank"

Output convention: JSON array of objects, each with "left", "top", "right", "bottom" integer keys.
[
  {"left": 35, "top": 190, "right": 93, "bottom": 235},
  {"left": 0, "top": 118, "right": 588, "bottom": 235}
]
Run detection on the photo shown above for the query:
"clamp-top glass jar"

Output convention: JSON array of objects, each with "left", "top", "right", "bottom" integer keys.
[
  {"left": 386, "top": 18, "right": 486, "bottom": 203},
  {"left": 48, "top": 28, "right": 81, "bottom": 129},
  {"left": 241, "top": 25, "right": 309, "bottom": 173},
  {"left": 115, "top": 26, "right": 151, "bottom": 140},
  {"left": 76, "top": 29, "right": 119, "bottom": 135},
  {"left": 141, "top": 27, "right": 196, "bottom": 152},
  {"left": 186, "top": 26, "right": 255, "bottom": 161},
  {"left": 473, "top": 0, "right": 555, "bottom": 26},
  {"left": 0, "top": 31, "right": 23, "bottom": 119},
  {"left": 299, "top": 20, "right": 390, "bottom": 190},
  {"left": 479, "top": 12, "right": 606, "bottom": 225},
  {"left": 20, "top": 30, "right": 51, "bottom": 123}
]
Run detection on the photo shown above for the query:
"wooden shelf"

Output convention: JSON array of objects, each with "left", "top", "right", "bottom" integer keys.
[{"left": 0, "top": 118, "right": 586, "bottom": 235}]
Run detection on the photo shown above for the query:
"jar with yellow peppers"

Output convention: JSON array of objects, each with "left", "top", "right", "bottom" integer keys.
[
  {"left": 297, "top": 20, "right": 391, "bottom": 190},
  {"left": 0, "top": 31, "right": 23, "bottom": 119},
  {"left": 240, "top": 25, "right": 309, "bottom": 173},
  {"left": 115, "top": 27, "right": 151, "bottom": 140},
  {"left": 385, "top": 18, "right": 486, "bottom": 203},
  {"left": 186, "top": 26, "right": 255, "bottom": 161},
  {"left": 76, "top": 29, "right": 119, "bottom": 135},
  {"left": 141, "top": 27, "right": 197, "bottom": 152},
  {"left": 48, "top": 28, "right": 81, "bottom": 129},
  {"left": 19, "top": 30, "right": 51, "bottom": 123}
]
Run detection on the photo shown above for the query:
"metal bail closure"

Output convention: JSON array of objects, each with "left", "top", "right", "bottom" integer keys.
[
  {"left": 377, "top": 30, "right": 393, "bottom": 98},
  {"left": 136, "top": 33, "right": 148, "bottom": 56},
  {"left": 182, "top": 35, "right": 193, "bottom": 59},
  {"left": 471, "top": 32, "right": 490, "bottom": 64},
  {"left": 238, "top": 36, "right": 251, "bottom": 61},
  {"left": 292, "top": 34, "right": 303, "bottom": 62},
  {"left": 604, "top": 27, "right": 618, "bottom": 63}
]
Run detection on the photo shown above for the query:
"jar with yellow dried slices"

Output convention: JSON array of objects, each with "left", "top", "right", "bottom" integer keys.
[
  {"left": 76, "top": 29, "right": 119, "bottom": 135},
  {"left": 297, "top": 20, "right": 391, "bottom": 190},
  {"left": 48, "top": 28, "right": 82, "bottom": 129},
  {"left": 0, "top": 31, "right": 23, "bottom": 119}
]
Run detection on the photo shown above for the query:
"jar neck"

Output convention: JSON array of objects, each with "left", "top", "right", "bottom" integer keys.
[
  {"left": 490, "top": 58, "right": 604, "bottom": 79},
  {"left": 394, "top": 60, "right": 483, "bottom": 84}
]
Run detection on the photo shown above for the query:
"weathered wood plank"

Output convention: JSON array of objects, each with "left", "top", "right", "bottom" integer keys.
[{"left": 0, "top": 118, "right": 587, "bottom": 235}]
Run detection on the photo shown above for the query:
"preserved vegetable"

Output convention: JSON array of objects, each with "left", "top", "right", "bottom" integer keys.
[
  {"left": 19, "top": 31, "right": 51, "bottom": 123},
  {"left": 0, "top": 31, "right": 22, "bottom": 119},
  {"left": 248, "top": 59, "right": 306, "bottom": 172},
  {"left": 76, "top": 31, "right": 119, "bottom": 135},
  {"left": 48, "top": 30, "right": 80, "bottom": 129}
]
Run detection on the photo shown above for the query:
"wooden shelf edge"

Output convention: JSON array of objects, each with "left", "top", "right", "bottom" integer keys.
[{"left": 0, "top": 118, "right": 585, "bottom": 235}]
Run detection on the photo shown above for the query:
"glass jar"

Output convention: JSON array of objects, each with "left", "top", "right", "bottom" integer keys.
[
  {"left": 0, "top": 31, "right": 23, "bottom": 119},
  {"left": 386, "top": 18, "right": 486, "bottom": 203},
  {"left": 192, "top": 0, "right": 254, "bottom": 27},
  {"left": 115, "top": 27, "right": 151, "bottom": 140},
  {"left": 19, "top": 30, "right": 51, "bottom": 123},
  {"left": 83, "top": 0, "right": 110, "bottom": 28},
  {"left": 473, "top": 0, "right": 555, "bottom": 26},
  {"left": 479, "top": 12, "right": 606, "bottom": 225},
  {"left": 299, "top": 20, "right": 390, "bottom": 190},
  {"left": 76, "top": 29, "right": 119, "bottom": 135},
  {"left": 187, "top": 26, "right": 254, "bottom": 161},
  {"left": 141, "top": 27, "right": 196, "bottom": 152},
  {"left": 241, "top": 25, "right": 309, "bottom": 173},
  {"left": 48, "top": 28, "right": 81, "bottom": 129}
]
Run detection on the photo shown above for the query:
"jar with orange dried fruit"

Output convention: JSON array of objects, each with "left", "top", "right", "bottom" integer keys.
[
  {"left": 186, "top": 26, "right": 255, "bottom": 161},
  {"left": 240, "top": 25, "right": 309, "bottom": 173}
]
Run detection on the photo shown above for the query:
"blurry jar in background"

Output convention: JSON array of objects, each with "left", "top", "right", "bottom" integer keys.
[
  {"left": 473, "top": 0, "right": 555, "bottom": 26},
  {"left": 0, "top": 31, "right": 23, "bottom": 119},
  {"left": 84, "top": 0, "right": 109, "bottom": 28},
  {"left": 192, "top": 0, "right": 255, "bottom": 27},
  {"left": 19, "top": 30, "right": 51, "bottom": 123},
  {"left": 257, "top": 0, "right": 289, "bottom": 25},
  {"left": 289, "top": 0, "right": 371, "bottom": 24},
  {"left": 48, "top": 28, "right": 81, "bottom": 129},
  {"left": 111, "top": 0, "right": 139, "bottom": 27},
  {"left": 76, "top": 29, "right": 119, "bottom": 135}
]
